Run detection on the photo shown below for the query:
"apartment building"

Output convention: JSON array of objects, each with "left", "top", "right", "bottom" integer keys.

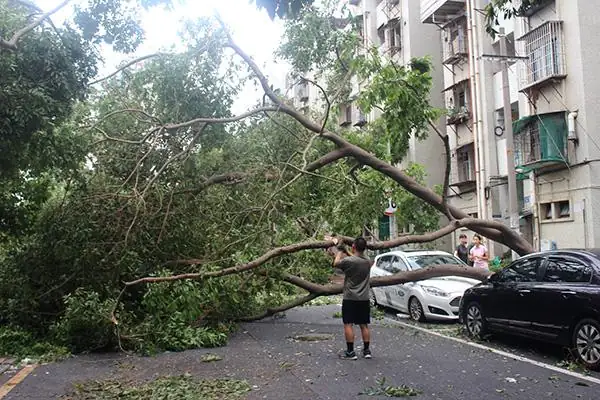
[{"left": 422, "top": 0, "right": 600, "bottom": 253}]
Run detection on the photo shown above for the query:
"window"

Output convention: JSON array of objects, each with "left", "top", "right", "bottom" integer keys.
[
  {"left": 543, "top": 257, "right": 592, "bottom": 283},
  {"left": 406, "top": 254, "right": 463, "bottom": 270},
  {"left": 540, "top": 200, "right": 572, "bottom": 221},
  {"left": 520, "top": 21, "right": 565, "bottom": 89},
  {"left": 376, "top": 255, "right": 392, "bottom": 271},
  {"left": 557, "top": 200, "right": 570, "bottom": 218},
  {"left": 388, "top": 19, "right": 401, "bottom": 51},
  {"left": 500, "top": 257, "right": 542, "bottom": 282},
  {"left": 386, "top": 257, "right": 408, "bottom": 274},
  {"left": 377, "top": 26, "right": 385, "bottom": 46},
  {"left": 456, "top": 144, "right": 475, "bottom": 182}
]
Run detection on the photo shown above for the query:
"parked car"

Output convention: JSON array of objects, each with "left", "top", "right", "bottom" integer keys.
[
  {"left": 459, "top": 249, "right": 600, "bottom": 370},
  {"left": 370, "top": 250, "right": 481, "bottom": 321}
]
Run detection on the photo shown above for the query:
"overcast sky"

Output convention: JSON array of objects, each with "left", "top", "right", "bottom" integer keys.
[{"left": 36, "top": 0, "right": 289, "bottom": 113}]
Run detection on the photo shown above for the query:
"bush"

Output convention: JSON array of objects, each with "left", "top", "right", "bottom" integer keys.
[
  {"left": 0, "top": 325, "right": 69, "bottom": 362},
  {"left": 51, "top": 289, "right": 119, "bottom": 352}
]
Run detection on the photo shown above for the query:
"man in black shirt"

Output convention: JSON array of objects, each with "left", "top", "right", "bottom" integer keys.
[{"left": 454, "top": 233, "right": 471, "bottom": 265}]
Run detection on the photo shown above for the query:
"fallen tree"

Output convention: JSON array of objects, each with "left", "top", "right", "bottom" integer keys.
[{"left": 106, "top": 21, "right": 532, "bottom": 330}]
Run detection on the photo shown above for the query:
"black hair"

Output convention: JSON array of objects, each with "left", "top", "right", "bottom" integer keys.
[
  {"left": 473, "top": 234, "right": 483, "bottom": 241},
  {"left": 459, "top": 233, "right": 467, "bottom": 239},
  {"left": 354, "top": 237, "right": 367, "bottom": 252}
]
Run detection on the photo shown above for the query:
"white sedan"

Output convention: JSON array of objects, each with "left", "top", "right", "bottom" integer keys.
[{"left": 370, "top": 250, "right": 480, "bottom": 322}]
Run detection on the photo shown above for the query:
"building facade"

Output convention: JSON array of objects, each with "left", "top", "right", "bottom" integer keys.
[{"left": 422, "top": 0, "right": 600, "bottom": 254}]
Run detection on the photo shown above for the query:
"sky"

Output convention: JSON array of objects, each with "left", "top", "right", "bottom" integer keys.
[{"left": 35, "top": 0, "right": 290, "bottom": 113}]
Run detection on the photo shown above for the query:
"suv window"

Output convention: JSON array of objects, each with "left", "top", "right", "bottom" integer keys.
[
  {"left": 500, "top": 257, "right": 542, "bottom": 282},
  {"left": 543, "top": 257, "right": 592, "bottom": 283}
]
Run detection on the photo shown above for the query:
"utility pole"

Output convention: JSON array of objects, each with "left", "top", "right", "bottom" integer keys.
[{"left": 499, "top": 28, "right": 520, "bottom": 260}]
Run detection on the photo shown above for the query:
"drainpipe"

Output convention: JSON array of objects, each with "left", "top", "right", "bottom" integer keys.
[
  {"left": 530, "top": 170, "right": 540, "bottom": 251},
  {"left": 465, "top": 0, "right": 483, "bottom": 221}
]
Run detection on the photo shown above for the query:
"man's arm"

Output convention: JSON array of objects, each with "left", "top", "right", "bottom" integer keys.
[{"left": 333, "top": 251, "right": 349, "bottom": 268}]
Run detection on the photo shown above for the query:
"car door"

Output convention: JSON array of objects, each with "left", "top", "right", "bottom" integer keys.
[
  {"left": 484, "top": 256, "right": 544, "bottom": 332},
  {"left": 530, "top": 255, "right": 594, "bottom": 341},
  {"left": 372, "top": 255, "right": 393, "bottom": 306},
  {"left": 385, "top": 256, "right": 410, "bottom": 311}
]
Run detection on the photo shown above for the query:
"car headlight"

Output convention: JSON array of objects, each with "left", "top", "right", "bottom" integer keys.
[{"left": 420, "top": 285, "right": 450, "bottom": 297}]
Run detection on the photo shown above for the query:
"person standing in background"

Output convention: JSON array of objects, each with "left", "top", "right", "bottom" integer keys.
[
  {"left": 469, "top": 234, "right": 489, "bottom": 270},
  {"left": 454, "top": 233, "right": 470, "bottom": 265}
]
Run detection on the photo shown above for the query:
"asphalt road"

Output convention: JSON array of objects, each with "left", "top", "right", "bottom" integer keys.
[
  {"left": 2, "top": 304, "right": 599, "bottom": 399},
  {"left": 385, "top": 307, "right": 600, "bottom": 380}
]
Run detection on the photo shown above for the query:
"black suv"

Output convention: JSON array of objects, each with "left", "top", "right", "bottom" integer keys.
[{"left": 459, "top": 249, "right": 600, "bottom": 369}]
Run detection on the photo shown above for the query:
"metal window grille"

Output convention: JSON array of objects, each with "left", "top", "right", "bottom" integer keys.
[
  {"left": 515, "top": 121, "right": 541, "bottom": 165},
  {"left": 520, "top": 21, "right": 565, "bottom": 88}
]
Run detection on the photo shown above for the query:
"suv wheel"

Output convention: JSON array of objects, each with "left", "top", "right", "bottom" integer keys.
[
  {"left": 573, "top": 319, "right": 600, "bottom": 370},
  {"left": 465, "top": 302, "right": 486, "bottom": 338},
  {"left": 409, "top": 297, "right": 426, "bottom": 322}
]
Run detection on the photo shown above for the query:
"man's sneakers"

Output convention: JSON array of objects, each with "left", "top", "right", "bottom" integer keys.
[
  {"left": 341, "top": 350, "right": 358, "bottom": 360},
  {"left": 340, "top": 349, "right": 371, "bottom": 360}
]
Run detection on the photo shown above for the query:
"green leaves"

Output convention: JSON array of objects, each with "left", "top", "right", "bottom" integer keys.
[
  {"left": 484, "top": 0, "right": 545, "bottom": 38},
  {"left": 360, "top": 377, "right": 422, "bottom": 397},
  {"left": 69, "top": 376, "right": 251, "bottom": 400},
  {"left": 355, "top": 55, "right": 443, "bottom": 164}
]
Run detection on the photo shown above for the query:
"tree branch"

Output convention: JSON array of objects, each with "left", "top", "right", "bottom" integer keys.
[
  {"left": 238, "top": 293, "right": 319, "bottom": 322},
  {"left": 89, "top": 53, "right": 165, "bottom": 85},
  {"left": 163, "top": 106, "right": 279, "bottom": 130},
  {"left": 0, "top": 0, "right": 70, "bottom": 51},
  {"left": 124, "top": 217, "right": 500, "bottom": 288},
  {"left": 173, "top": 172, "right": 250, "bottom": 195},
  {"left": 429, "top": 121, "right": 452, "bottom": 219},
  {"left": 304, "top": 148, "right": 350, "bottom": 172}
]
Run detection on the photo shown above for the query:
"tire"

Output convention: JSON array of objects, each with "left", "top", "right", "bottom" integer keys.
[
  {"left": 408, "top": 297, "right": 426, "bottom": 322},
  {"left": 572, "top": 318, "right": 600, "bottom": 370},
  {"left": 369, "top": 289, "right": 378, "bottom": 307},
  {"left": 464, "top": 302, "right": 486, "bottom": 338}
]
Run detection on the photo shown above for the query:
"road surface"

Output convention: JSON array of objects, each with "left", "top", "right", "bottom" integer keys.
[{"left": 1, "top": 304, "right": 598, "bottom": 399}]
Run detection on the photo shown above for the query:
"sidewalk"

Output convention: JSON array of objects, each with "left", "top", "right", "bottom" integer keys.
[{"left": 4, "top": 304, "right": 599, "bottom": 399}]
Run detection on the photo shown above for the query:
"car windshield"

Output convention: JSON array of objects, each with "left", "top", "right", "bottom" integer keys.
[{"left": 407, "top": 254, "right": 463, "bottom": 270}]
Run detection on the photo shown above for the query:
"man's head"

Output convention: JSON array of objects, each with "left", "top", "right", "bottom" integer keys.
[
  {"left": 459, "top": 233, "right": 468, "bottom": 245},
  {"left": 352, "top": 237, "right": 367, "bottom": 254}
]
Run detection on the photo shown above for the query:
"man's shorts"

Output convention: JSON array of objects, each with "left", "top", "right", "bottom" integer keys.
[{"left": 341, "top": 299, "right": 371, "bottom": 325}]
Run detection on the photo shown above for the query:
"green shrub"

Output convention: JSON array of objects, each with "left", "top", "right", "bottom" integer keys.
[
  {"left": 51, "top": 289, "right": 119, "bottom": 352},
  {"left": 0, "top": 325, "right": 69, "bottom": 362}
]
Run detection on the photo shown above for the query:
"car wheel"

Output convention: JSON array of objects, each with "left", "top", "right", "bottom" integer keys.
[
  {"left": 572, "top": 319, "right": 600, "bottom": 370},
  {"left": 369, "top": 289, "right": 378, "bottom": 307},
  {"left": 408, "top": 297, "right": 426, "bottom": 322},
  {"left": 465, "top": 302, "right": 486, "bottom": 338}
]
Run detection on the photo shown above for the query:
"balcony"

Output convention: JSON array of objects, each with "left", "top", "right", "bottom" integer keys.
[
  {"left": 447, "top": 106, "right": 470, "bottom": 125},
  {"left": 518, "top": 21, "right": 566, "bottom": 92},
  {"left": 421, "top": 0, "right": 465, "bottom": 24},
  {"left": 513, "top": 112, "right": 568, "bottom": 173},
  {"left": 442, "top": 33, "right": 467, "bottom": 64}
]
